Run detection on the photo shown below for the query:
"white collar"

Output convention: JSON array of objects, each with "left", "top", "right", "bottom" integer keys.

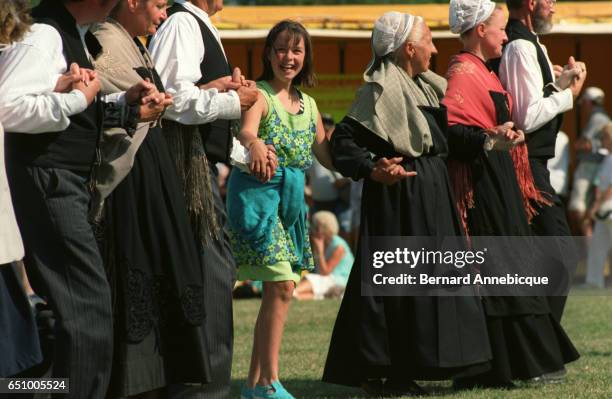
[
  {"left": 175, "top": 0, "right": 212, "bottom": 23},
  {"left": 76, "top": 24, "right": 91, "bottom": 40}
]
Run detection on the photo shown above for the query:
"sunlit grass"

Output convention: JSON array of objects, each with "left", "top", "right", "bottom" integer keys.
[{"left": 231, "top": 291, "right": 612, "bottom": 398}]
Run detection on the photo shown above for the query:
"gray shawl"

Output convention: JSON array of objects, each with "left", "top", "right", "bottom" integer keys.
[
  {"left": 347, "top": 58, "right": 447, "bottom": 158},
  {"left": 89, "top": 19, "right": 153, "bottom": 220},
  {"left": 94, "top": 20, "right": 219, "bottom": 244}
]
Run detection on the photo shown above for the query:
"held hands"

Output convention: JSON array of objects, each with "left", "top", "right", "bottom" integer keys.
[
  {"left": 237, "top": 85, "right": 258, "bottom": 111},
  {"left": 126, "top": 79, "right": 157, "bottom": 104},
  {"left": 198, "top": 76, "right": 242, "bottom": 92},
  {"left": 513, "top": 129, "right": 525, "bottom": 144},
  {"left": 125, "top": 79, "right": 173, "bottom": 123},
  {"left": 139, "top": 92, "right": 173, "bottom": 122},
  {"left": 57, "top": 63, "right": 100, "bottom": 105},
  {"left": 247, "top": 139, "right": 278, "bottom": 183},
  {"left": 198, "top": 67, "right": 258, "bottom": 111},
  {"left": 369, "top": 157, "right": 417, "bottom": 186},
  {"left": 231, "top": 66, "right": 258, "bottom": 111},
  {"left": 554, "top": 56, "right": 587, "bottom": 97},
  {"left": 484, "top": 122, "right": 523, "bottom": 151}
]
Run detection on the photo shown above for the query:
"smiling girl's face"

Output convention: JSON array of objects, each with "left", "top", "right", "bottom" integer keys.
[{"left": 268, "top": 30, "right": 305, "bottom": 85}]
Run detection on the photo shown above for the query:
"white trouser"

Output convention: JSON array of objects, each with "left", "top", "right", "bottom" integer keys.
[
  {"left": 568, "top": 161, "right": 600, "bottom": 213},
  {"left": 586, "top": 220, "right": 612, "bottom": 288}
]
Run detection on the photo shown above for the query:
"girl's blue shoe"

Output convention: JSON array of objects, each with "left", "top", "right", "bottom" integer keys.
[
  {"left": 253, "top": 380, "right": 295, "bottom": 399},
  {"left": 241, "top": 385, "right": 255, "bottom": 399}
]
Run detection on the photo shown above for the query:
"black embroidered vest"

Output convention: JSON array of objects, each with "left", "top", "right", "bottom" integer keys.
[
  {"left": 493, "top": 19, "right": 564, "bottom": 159},
  {"left": 167, "top": 4, "right": 233, "bottom": 164},
  {"left": 5, "top": 0, "right": 102, "bottom": 172}
]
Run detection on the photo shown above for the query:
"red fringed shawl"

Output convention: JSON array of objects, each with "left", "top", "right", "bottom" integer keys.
[{"left": 441, "top": 52, "right": 550, "bottom": 235}]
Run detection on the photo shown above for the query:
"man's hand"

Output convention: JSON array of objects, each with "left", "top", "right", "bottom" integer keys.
[
  {"left": 126, "top": 80, "right": 157, "bottom": 104},
  {"left": 199, "top": 75, "right": 242, "bottom": 92},
  {"left": 55, "top": 63, "right": 84, "bottom": 93},
  {"left": 570, "top": 60, "right": 587, "bottom": 98},
  {"left": 231, "top": 67, "right": 247, "bottom": 86},
  {"left": 369, "top": 157, "right": 417, "bottom": 186},
  {"left": 243, "top": 80, "right": 257, "bottom": 89},
  {"left": 237, "top": 85, "right": 258, "bottom": 112},
  {"left": 73, "top": 71, "right": 101, "bottom": 106},
  {"left": 556, "top": 56, "right": 587, "bottom": 96},
  {"left": 138, "top": 92, "right": 173, "bottom": 122}
]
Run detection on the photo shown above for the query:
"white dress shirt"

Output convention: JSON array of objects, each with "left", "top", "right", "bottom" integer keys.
[
  {"left": 499, "top": 38, "right": 573, "bottom": 133},
  {"left": 148, "top": 0, "right": 240, "bottom": 125},
  {"left": 0, "top": 24, "right": 88, "bottom": 133},
  {"left": 0, "top": 122, "right": 24, "bottom": 265},
  {"left": 0, "top": 23, "right": 125, "bottom": 134}
]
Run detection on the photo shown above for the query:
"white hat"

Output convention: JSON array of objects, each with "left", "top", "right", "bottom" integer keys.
[
  {"left": 449, "top": 0, "right": 497, "bottom": 35},
  {"left": 371, "top": 11, "right": 416, "bottom": 57},
  {"left": 581, "top": 87, "right": 605, "bottom": 103}
]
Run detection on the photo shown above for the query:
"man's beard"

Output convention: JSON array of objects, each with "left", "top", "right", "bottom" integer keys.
[{"left": 533, "top": 6, "right": 553, "bottom": 34}]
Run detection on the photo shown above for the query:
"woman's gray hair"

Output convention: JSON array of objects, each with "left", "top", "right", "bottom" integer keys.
[
  {"left": 391, "top": 17, "right": 425, "bottom": 64},
  {"left": 406, "top": 16, "right": 425, "bottom": 43}
]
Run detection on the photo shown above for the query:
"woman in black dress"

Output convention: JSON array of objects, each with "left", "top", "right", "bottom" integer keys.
[
  {"left": 322, "top": 12, "right": 492, "bottom": 396},
  {"left": 443, "top": 0, "right": 578, "bottom": 387},
  {"left": 92, "top": 1, "right": 211, "bottom": 397}
]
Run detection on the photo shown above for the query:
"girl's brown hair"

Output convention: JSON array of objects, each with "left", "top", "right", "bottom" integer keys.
[{"left": 258, "top": 20, "right": 316, "bottom": 88}]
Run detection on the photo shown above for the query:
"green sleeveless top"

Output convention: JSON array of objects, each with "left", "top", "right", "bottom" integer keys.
[{"left": 256, "top": 81, "right": 318, "bottom": 170}]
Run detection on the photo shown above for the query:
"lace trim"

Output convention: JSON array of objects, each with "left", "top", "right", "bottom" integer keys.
[{"left": 125, "top": 266, "right": 204, "bottom": 342}]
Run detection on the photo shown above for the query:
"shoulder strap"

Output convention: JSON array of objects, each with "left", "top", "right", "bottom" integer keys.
[{"left": 167, "top": 3, "right": 228, "bottom": 67}]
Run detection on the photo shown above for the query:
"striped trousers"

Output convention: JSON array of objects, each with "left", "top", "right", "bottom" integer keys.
[{"left": 7, "top": 163, "right": 113, "bottom": 399}]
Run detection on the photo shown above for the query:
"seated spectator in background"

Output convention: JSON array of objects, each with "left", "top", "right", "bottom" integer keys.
[
  {"left": 308, "top": 113, "right": 352, "bottom": 240},
  {"left": 294, "top": 211, "right": 354, "bottom": 300},
  {"left": 584, "top": 122, "right": 612, "bottom": 288},
  {"left": 548, "top": 130, "right": 570, "bottom": 200},
  {"left": 568, "top": 87, "right": 610, "bottom": 235}
]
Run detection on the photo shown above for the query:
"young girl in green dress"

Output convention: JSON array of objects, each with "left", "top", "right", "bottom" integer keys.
[{"left": 226, "top": 20, "right": 333, "bottom": 399}]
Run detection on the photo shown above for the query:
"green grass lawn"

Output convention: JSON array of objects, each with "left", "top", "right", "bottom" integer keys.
[{"left": 231, "top": 291, "right": 612, "bottom": 398}]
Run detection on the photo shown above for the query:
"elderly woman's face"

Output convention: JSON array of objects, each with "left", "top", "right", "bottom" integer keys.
[
  {"left": 134, "top": 0, "right": 168, "bottom": 36},
  {"left": 410, "top": 23, "right": 437, "bottom": 76},
  {"left": 481, "top": 9, "right": 507, "bottom": 60}
]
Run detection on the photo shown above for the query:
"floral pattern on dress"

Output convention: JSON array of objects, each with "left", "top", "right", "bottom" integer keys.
[
  {"left": 230, "top": 216, "right": 314, "bottom": 273},
  {"left": 259, "top": 103, "right": 316, "bottom": 170},
  {"left": 228, "top": 82, "right": 317, "bottom": 272}
]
